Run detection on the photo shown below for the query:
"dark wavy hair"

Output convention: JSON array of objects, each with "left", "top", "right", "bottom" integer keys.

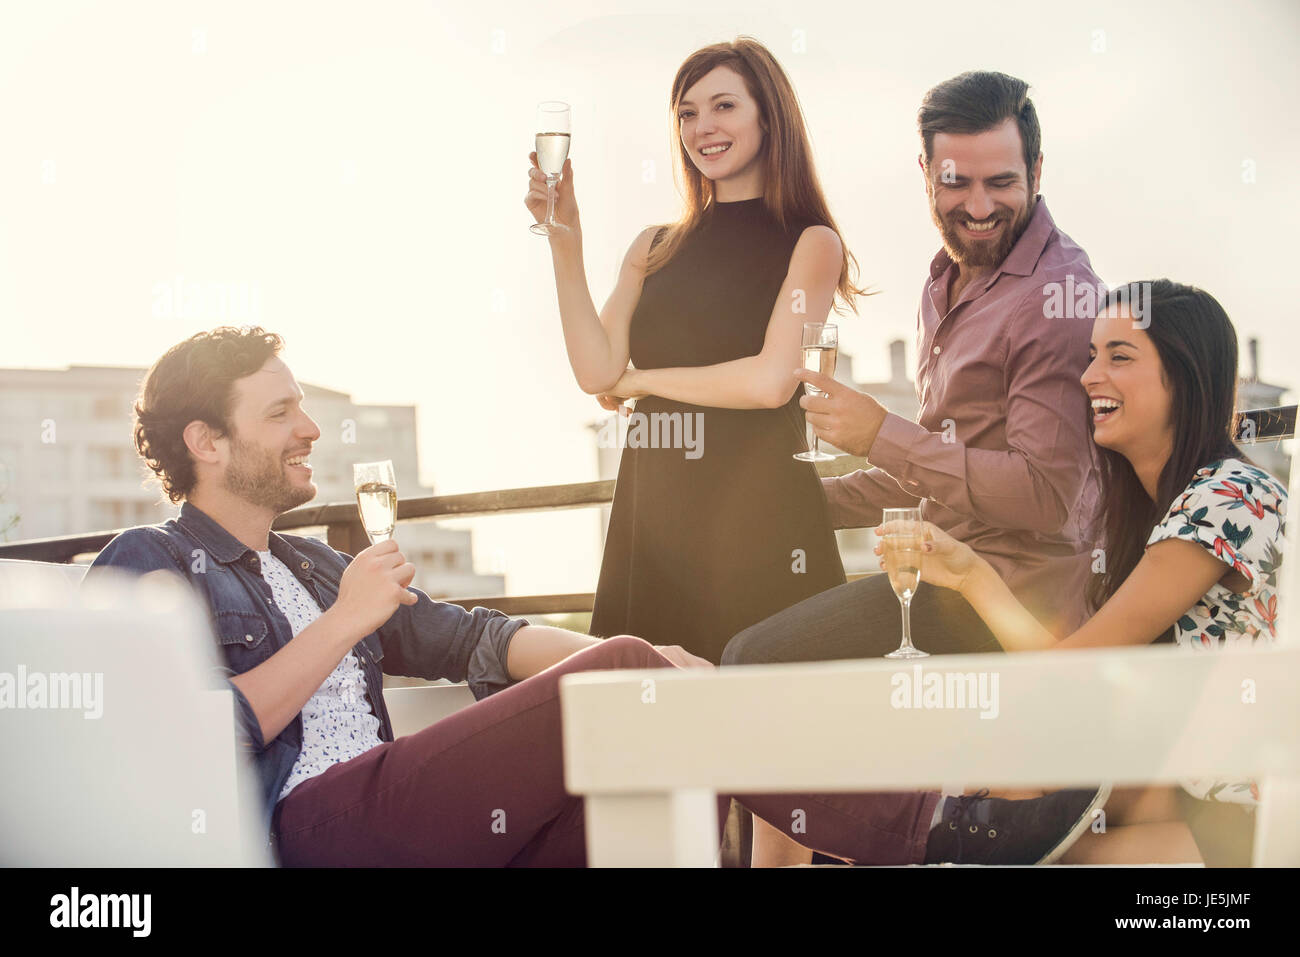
[
  {"left": 133, "top": 326, "right": 284, "bottom": 503},
  {"left": 1086, "top": 281, "right": 1258, "bottom": 636},
  {"left": 917, "top": 71, "right": 1041, "bottom": 189}
]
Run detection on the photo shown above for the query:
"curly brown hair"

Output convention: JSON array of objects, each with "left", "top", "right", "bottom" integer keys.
[{"left": 134, "top": 326, "right": 284, "bottom": 503}]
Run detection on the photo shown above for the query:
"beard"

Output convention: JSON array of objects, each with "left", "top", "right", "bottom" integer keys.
[
  {"left": 930, "top": 194, "right": 1035, "bottom": 270},
  {"left": 223, "top": 433, "right": 315, "bottom": 514}
]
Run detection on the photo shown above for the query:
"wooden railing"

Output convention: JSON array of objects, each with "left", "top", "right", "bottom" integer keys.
[
  {"left": 0, "top": 458, "right": 876, "bottom": 615},
  {"left": 2, "top": 405, "right": 1292, "bottom": 615}
]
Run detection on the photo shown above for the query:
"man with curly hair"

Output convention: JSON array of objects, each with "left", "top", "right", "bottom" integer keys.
[{"left": 90, "top": 326, "right": 714, "bottom": 864}]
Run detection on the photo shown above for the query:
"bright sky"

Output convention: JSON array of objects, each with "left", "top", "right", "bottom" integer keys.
[{"left": 2, "top": 0, "right": 1297, "bottom": 594}]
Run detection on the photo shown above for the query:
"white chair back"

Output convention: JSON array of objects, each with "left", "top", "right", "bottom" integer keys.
[
  {"left": 0, "top": 557, "right": 89, "bottom": 607},
  {"left": 0, "top": 567, "right": 270, "bottom": 865}
]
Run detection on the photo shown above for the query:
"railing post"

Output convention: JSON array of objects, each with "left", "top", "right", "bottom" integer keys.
[{"left": 326, "top": 520, "right": 371, "bottom": 558}]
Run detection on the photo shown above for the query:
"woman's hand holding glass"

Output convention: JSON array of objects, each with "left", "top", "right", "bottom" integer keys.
[
  {"left": 874, "top": 519, "right": 981, "bottom": 595},
  {"left": 527, "top": 100, "right": 576, "bottom": 236},
  {"left": 526, "top": 153, "right": 580, "bottom": 240}
]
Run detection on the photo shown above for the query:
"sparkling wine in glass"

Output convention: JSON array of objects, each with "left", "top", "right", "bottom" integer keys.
[
  {"left": 793, "top": 322, "right": 840, "bottom": 462},
  {"left": 353, "top": 460, "right": 398, "bottom": 545},
  {"left": 881, "top": 507, "right": 928, "bottom": 659},
  {"left": 530, "top": 101, "right": 571, "bottom": 236}
]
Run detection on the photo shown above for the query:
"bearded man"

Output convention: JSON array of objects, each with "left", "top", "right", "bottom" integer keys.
[{"left": 723, "top": 71, "right": 1107, "bottom": 866}]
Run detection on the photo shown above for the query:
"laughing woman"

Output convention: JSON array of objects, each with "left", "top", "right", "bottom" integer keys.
[
  {"left": 877, "top": 280, "right": 1286, "bottom": 865},
  {"left": 525, "top": 37, "right": 867, "bottom": 664}
]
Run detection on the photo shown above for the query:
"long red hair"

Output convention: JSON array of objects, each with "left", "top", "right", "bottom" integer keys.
[{"left": 646, "top": 36, "right": 871, "bottom": 315}]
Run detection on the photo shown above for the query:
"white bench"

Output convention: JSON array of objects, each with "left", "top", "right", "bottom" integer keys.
[
  {"left": 0, "top": 559, "right": 478, "bottom": 865},
  {"left": 558, "top": 644, "right": 1300, "bottom": 866},
  {"left": 1, "top": 570, "right": 273, "bottom": 865}
]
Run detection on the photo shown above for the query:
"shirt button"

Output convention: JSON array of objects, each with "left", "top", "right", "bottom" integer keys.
[
  {"left": 245, "top": 634, "right": 254, "bottom": 642},
  {"left": 932, "top": 345, "right": 941, "bottom": 355},
  {"left": 301, "top": 561, "right": 309, "bottom": 570}
]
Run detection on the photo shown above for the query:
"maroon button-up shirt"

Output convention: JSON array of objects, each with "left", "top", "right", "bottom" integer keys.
[{"left": 824, "top": 197, "right": 1102, "bottom": 638}]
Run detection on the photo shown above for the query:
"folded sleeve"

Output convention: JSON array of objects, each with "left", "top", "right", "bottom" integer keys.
[
  {"left": 209, "top": 663, "right": 267, "bottom": 752},
  {"left": 376, "top": 588, "right": 529, "bottom": 700},
  {"left": 1146, "top": 467, "right": 1285, "bottom": 601},
  {"left": 465, "top": 614, "right": 531, "bottom": 700}
]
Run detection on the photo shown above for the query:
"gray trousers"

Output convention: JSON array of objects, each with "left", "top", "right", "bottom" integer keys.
[{"left": 722, "top": 572, "right": 1002, "bottom": 665}]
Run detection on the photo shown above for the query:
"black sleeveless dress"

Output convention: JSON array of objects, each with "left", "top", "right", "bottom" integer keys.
[{"left": 588, "top": 197, "right": 847, "bottom": 663}]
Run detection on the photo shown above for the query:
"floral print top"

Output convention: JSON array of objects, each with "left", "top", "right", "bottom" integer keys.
[{"left": 1146, "top": 457, "right": 1287, "bottom": 805}]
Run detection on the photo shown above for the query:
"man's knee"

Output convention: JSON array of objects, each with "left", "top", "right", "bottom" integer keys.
[
  {"left": 720, "top": 624, "right": 763, "bottom": 666},
  {"left": 597, "top": 633, "right": 664, "bottom": 665}
]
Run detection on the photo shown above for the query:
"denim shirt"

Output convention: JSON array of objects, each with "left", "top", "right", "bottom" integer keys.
[{"left": 86, "top": 501, "right": 528, "bottom": 858}]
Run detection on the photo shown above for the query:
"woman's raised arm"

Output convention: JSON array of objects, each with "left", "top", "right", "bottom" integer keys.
[{"left": 527, "top": 153, "right": 658, "bottom": 395}]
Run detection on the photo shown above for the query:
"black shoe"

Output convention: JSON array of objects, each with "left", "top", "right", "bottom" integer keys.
[{"left": 923, "top": 785, "right": 1111, "bottom": 865}]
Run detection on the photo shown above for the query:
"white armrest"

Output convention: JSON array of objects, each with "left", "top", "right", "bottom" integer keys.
[
  {"left": 560, "top": 645, "right": 1300, "bottom": 867},
  {"left": 383, "top": 683, "right": 477, "bottom": 737}
]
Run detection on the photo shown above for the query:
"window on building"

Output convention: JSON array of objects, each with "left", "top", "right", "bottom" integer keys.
[
  {"left": 93, "top": 396, "right": 128, "bottom": 420},
  {"left": 88, "top": 447, "right": 130, "bottom": 479},
  {"left": 26, "top": 500, "right": 70, "bottom": 538},
  {"left": 0, "top": 444, "right": 19, "bottom": 486},
  {"left": 36, "top": 445, "right": 71, "bottom": 481},
  {"left": 0, "top": 396, "right": 38, "bottom": 421},
  {"left": 89, "top": 500, "right": 126, "bottom": 530}
]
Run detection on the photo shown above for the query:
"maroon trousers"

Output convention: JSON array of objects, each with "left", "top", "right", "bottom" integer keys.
[{"left": 272, "top": 636, "right": 940, "bottom": 866}]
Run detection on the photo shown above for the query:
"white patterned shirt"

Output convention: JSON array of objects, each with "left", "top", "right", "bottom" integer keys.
[{"left": 257, "top": 549, "right": 384, "bottom": 802}]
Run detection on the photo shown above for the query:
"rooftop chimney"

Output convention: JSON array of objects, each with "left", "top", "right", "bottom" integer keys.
[{"left": 889, "top": 340, "right": 907, "bottom": 382}]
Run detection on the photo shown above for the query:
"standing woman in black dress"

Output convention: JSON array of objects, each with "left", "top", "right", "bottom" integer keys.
[{"left": 525, "top": 37, "right": 867, "bottom": 665}]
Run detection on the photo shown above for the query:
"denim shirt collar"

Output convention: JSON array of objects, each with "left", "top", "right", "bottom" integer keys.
[{"left": 177, "top": 501, "right": 316, "bottom": 584}]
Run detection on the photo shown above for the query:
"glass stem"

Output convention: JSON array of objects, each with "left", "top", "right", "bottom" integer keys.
[
  {"left": 545, "top": 175, "right": 558, "bottom": 224},
  {"left": 899, "top": 595, "right": 915, "bottom": 652},
  {"left": 808, "top": 387, "right": 821, "bottom": 456}
]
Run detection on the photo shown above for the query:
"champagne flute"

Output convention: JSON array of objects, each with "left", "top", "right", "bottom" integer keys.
[
  {"left": 880, "top": 507, "right": 928, "bottom": 658},
  {"left": 530, "top": 101, "right": 571, "bottom": 235},
  {"left": 793, "top": 322, "right": 839, "bottom": 462},
  {"left": 353, "top": 460, "right": 398, "bottom": 545}
]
